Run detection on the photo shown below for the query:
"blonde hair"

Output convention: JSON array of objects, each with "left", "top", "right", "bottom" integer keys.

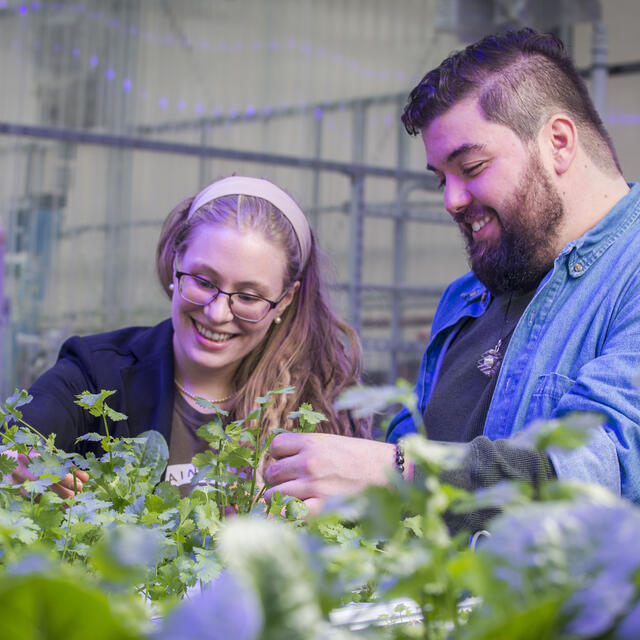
[{"left": 157, "top": 190, "right": 370, "bottom": 439}]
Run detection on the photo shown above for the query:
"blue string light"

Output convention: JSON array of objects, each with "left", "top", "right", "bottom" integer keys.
[{"left": 7, "top": 0, "right": 429, "bottom": 130}]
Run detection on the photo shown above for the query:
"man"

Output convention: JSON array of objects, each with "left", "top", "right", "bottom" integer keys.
[{"left": 264, "top": 28, "right": 640, "bottom": 526}]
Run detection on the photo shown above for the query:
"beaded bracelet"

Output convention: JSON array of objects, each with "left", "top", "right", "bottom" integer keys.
[{"left": 395, "top": 441, "right": 405, "bottom": 475}]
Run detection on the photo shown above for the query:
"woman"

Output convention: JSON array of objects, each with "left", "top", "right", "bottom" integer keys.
[{"left": 16, "top": 176, "right": 369, "bottom": 495}]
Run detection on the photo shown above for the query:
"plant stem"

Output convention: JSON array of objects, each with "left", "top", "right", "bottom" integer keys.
[
  {"left": 253, "top": 483, "right": 268, "bottom": 507},
  {"left": 102, "top": 412, "right": 113, "bottom": 465},
  {"left": 213, "top": 436, "right": 226, "bottom": 520},
  {"left": 61, "top": 502, "right": 73, "bottom": 561},
  {"left": 247, "top": 407, "right": 263, "bottom": 512},
  {"left": 17, "top": 417, "right": 51, "bottom": 444}
]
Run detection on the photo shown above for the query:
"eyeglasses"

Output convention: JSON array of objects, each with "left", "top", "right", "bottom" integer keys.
[{"left": 174, "top": 270, "right": 287, "bottom": 323}]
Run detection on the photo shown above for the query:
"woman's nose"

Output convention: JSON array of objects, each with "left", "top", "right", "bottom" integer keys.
[{"left": 204, "top": 293, "right": 234, "bottom": 322}]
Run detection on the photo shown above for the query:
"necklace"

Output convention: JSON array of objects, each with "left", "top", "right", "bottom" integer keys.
[
  {"left": 476, "top": 294, "right": 513, "bottom": 378},
  {"left": 174, "top": 378, "right": 235, "bottom": 405}
]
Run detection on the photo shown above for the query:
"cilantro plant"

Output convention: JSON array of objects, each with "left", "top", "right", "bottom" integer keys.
[
  {"left": 0, "top": 385, "right": 324, "bottom": 613},
  {"left": 2, "top": 382, "right": 640, "bottom": 640}
]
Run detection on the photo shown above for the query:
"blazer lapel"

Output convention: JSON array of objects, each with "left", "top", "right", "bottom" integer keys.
[{"left": 119, "top": 319, "right": 175, "bottom": 444}]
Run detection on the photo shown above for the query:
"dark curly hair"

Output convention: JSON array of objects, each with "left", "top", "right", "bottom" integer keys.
[{"left": 401, "top": 28, "right": 620, "bottom": 175}]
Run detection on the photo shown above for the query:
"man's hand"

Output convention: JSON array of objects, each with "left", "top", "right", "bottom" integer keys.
[
  {"left": 9, "top": 451, "right": 90, "bottom": 499},
  {"left": 263, "top": 433, "right": 400, "bottom": 515}
]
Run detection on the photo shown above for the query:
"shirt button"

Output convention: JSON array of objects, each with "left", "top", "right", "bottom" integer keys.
[{"left": 574, "top": 263, "right": 583, "bottom": 273}]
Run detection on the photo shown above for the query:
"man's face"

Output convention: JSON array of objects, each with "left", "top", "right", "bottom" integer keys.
[{"left": 422, "top": 98, "right": 565, "bottom": 295}]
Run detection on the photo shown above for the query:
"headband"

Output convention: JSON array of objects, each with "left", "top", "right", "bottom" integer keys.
[{"left": 187, "top": 176, "right": 312, "bottom": 267}]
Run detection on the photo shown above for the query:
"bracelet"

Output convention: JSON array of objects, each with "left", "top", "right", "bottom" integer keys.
[{"left": 394, "top": 442, "right": 405, "bottom": 475}]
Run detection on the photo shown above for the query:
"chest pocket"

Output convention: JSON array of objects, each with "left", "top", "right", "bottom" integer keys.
[{"left": 525, "top": 372, "right": 576, "bottom": 424}]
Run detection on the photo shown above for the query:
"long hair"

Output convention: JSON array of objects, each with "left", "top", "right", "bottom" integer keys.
[
  {"left": 156, "top": 190, "right": 370, "bottom": 440},
  {"left": 401, "top": 28, "right": 621, "bottom": 175}
]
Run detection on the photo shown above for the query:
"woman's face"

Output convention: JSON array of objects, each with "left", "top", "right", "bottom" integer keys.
[{"left": 171, "top": 223, "right": 296, "bottom": 383}]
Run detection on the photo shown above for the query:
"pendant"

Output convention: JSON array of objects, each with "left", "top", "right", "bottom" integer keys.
[{"left": 477, "top": 339, "right": 503, "bottom": 378}]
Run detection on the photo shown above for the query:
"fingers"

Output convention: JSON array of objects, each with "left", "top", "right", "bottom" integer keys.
[
  {"left": 264, "top": 479, "right": 315, "bottom": 504},
  {"left": 270, "top": 432, "right": 308, "bottom": 459},
  {"left": 10, "top": 456, "right": 89, "bottom": 499},
  {"left": 57, "top": 469, "right": 88, "bottom": 494},
  {"left": 303, "top": 498, "right": 324, "bottom": 516},
  {"left": 73, "top": 468, "right": 90, "bottom": 483},
  {"left": 10, "top": 453, "right": 36, "bottom": 484},
  {"left": 51, "top": 482, "right": 77, "bottom": 500},
  {"left": 263, "top": 453, "right": 308, "bottom": 486}
]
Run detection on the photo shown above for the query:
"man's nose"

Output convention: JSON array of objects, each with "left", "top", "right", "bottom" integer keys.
[{"left": 443, "top": 176, "right": 472, "bottom": 216}]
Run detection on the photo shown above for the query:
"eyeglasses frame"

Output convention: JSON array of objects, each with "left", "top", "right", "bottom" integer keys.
[{"left": 174, "top": 269, "right": 289, "bottom": 323}]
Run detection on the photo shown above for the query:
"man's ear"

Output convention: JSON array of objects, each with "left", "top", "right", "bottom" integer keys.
[{"left": 541, "top": 114, "right": 578, "bottom": 175}]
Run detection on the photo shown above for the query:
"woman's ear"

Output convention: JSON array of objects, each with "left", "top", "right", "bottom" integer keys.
[
  {"left": 542, "top": 114, "right": 578, "bottom": 176},
  {"left": 276, "top": 280, "right": 300, "bottom": 316}
]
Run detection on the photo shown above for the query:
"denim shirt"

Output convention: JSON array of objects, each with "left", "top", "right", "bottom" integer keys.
[{"left": 387, "top": 182, "right": 640, "bottom": 502}]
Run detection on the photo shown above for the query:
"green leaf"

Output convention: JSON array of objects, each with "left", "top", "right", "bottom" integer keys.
[
  {"left": 135, "top": 430, "right": 169, "bottom": 485},
  {"left": 13, "top": 429, "right": 43, "bottom": 447},
  {"left": 288, "top": 403, "right": 326, "bottom": 432},
  {"left": 74, "top": 390, "right": 125, "bottom": 424},
  {"left": 28, "top": 452, "right": 71, "bottom": 482},
  {"left": 272, "top": 385, "right": 295, "bottom": 395},
  {"left": 153, "top": 481, "right": 182, "bottom": 508},
  {"left": 402, "top": 434, "right": 468, "bottom": 472},
  {"left": 0, "top": 389, "right": 33, "bottom": 422},
  {"left": 75, "top": 432, "right": 104, "bottom": 443},
  {"left": 89, "top": 524, "right": 164, "bottom": 586},
  {"left": 196, "top": 420, "right": 226, "bottom": 442},
  {"left": 0, "top": 510, "right": 40, "bottom": 544},
  {"left": 0, "top": 573, "right": 140, "bottom": 640},
  {"left": 74, "top": 390, "right": 111, "bottom": 416},
  {"left": 334, "top": 380, "right": 416, "bottom": 418},
  {"left": 284, "top": 499, "right": 310, "bottom": 521},
  {"left": 245, "top": 408, "right": 261, "bottom": 421},
  {"left": 192, "top": 548, "right": 223, "bottom": 583},
  {"left": 194, "top": 397, "right": 229, "bottom": 415},
  {"left": 402, "top": 515, "right": 423, "bottom": 537},
  {"left": 510, "top": 412, "right": 602, "bottom": 453},
  {"left": 193, "top": 501, "right": 221, "bottom": 537},
  {"left": 103, "top": 406, "right": 128, "bottom": 422},
  {"left": 22, "top": 478, "right": 54, "bottom": 495},
  {"left": 0, "top": 454, "right": 17, "bottom": 475},
  {"left": 219, "top": 518, "right": 324, "bottom": 639}
]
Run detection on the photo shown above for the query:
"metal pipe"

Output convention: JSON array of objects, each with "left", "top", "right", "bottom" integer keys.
[
  {"left": 349, "top": 101, "right": 366, "bottom": 334},
  {"left": 390, "top": 97, "right": 407, "bottom": 383},
  {"left": 0, "top": 121, "right": 433, "bottom": 182},
  {"left": 0, "top": 223, "right": 5, "bottom": 397},
  {"left": 591, "top": 20, "right": 608, "bottom": 118}
]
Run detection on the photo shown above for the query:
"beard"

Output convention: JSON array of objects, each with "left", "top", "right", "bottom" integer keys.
[{"left": 459, "top": 153, "right": 565, "bottom": 295}]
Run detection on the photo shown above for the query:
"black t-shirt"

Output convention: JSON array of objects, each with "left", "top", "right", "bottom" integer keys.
[
  {"left": 417, "top": 288, "right": 557, "bottom": 533},
  {"left": 423, "top": 290, "right": 535, "bottom": 442}
]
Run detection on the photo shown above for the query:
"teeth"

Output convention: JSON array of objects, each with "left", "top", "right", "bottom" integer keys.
[
  {"left": 195, "top": 322, "right": 232, "bottom": 342},
  {"left": 471, "top": 216, "right": 491, "bottom": 232}
]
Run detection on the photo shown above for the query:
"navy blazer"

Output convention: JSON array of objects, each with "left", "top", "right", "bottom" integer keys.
[{"left": 21, "top": 320, "right": 175, "bottom": 454}]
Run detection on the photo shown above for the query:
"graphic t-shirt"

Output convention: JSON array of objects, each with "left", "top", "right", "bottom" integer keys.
[
  {"left": 164, "top": 391, "right": 217, "bottom": 496},
  {"left": 422, "top": 289, "right": 535, "bottom": 442}
]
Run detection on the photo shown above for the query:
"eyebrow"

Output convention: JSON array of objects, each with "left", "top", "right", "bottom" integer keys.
[
  {"left": 426, "top": 143, "right": 486, "bottom": 172},
  {"left": 186, "top": 262, "right": 272, "bottom": 294}
]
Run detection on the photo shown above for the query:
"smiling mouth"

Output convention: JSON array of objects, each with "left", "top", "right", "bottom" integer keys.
[
  {"left": 470, "top": 215, "right": 492, "bottom": 232},
  {"left": 194, "top": 321, "right": 234, "bottom": 342}
]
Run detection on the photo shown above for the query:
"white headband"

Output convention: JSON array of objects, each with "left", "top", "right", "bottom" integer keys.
[{"left": 187, "top": 176, "right": 312, "bottom": 267}]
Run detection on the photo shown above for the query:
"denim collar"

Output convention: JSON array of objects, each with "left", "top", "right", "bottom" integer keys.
[{"left": 561, "top": 182, "right": 640, "bottom": 279}]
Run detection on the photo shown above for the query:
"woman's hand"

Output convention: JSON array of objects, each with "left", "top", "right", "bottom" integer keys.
[
  {"left": 8, "top": 450, "right": 89, "bottom": 499},
  {"left": 263, "top": 433, "right": 404, "bottom": 515}
]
